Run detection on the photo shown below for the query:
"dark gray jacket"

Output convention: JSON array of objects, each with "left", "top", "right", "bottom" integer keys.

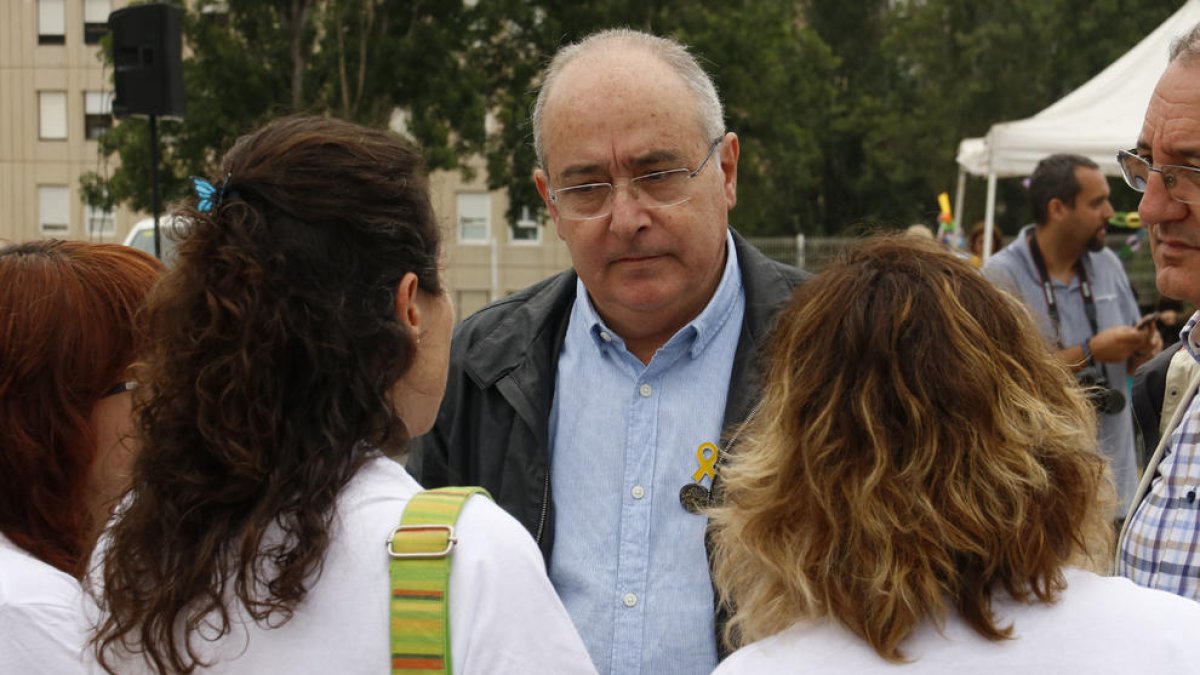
[
  {"left": 1132, "top": 342, "right": 1184, "bottom": 466},
  {"left": 407, "top": 230, "right": 806, "bottom": 559}
]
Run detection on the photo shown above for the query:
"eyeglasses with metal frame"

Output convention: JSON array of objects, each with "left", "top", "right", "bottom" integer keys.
[
  {"left": 548, "top": 137, "right": 724, "bottom": 220},
  {"left": 100, "top": 381, "right": 135, "bottom": 399},
  {"left": 1117, "top": 149, "right": 1200, "bottom": 204}
]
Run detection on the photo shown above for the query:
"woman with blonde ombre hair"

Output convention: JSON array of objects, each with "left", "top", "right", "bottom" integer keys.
[{"left": 709, "top": 236, "right": 1200, "bottom": 674}]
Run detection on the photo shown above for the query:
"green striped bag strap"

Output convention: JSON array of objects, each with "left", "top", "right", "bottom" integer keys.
[{"left": 388, "top": 486, "right": 491, "bottom": 675}]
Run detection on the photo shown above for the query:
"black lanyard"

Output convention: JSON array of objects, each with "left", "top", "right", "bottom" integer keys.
[{"left": 1027, "top": 232, "right": 1099, "bottom": 350}]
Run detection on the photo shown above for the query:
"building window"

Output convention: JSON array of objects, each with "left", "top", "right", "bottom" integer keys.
[
  {"left": 38, "top": 0, "right": 66, "bottom": 45},
  {"left": 84, "top": 0, "right": 111, "bottom": 45},
  {"left": 39, "top": 186, "right": 71, "bottom": 235},
  {"left": 84, "top": 91, "right": 113, "bottom": 139},
  {"left": 455, "top": 290, "right": 490, "bottom": 322},
  {"left": 39, "top": 91, "right": 68, "bottom": 140},
  {"left": 85, "top": 204, "right": 115, "bottom": 237},
  {"left": 510, "top": 206, "right": 542, "bottom": 243},
  {"left": 457, "top": 192, "right": 490, "bottom": 243}
]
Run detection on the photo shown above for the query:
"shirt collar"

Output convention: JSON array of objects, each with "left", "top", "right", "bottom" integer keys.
[
  {"left": 1182, "top": 310, "right": 1200, "bottom": 362},
  {"left": 1014, "top": 223, "right": 1096, "bottom": 287},
  {"left": 575, "top": 230, "right": 743, "bottom": 360}
]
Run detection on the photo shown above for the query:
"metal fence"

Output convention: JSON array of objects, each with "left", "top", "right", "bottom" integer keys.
[{"left": 747, "top": 232, "right": 1160, "bottom": 309}]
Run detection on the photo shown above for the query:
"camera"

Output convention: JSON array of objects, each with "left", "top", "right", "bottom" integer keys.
[{"left": 1075, "top": 366, "right": 1126, "bottom": 415}]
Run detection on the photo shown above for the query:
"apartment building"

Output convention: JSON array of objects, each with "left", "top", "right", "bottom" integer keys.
[
  {"left": 0, "top": 0, "right": 139, "bottom": 245},
  {"left": 1, "top": 0, "right": 571, "bottom": 321},
  {"left": 432, "top": 157, "right": 572, "bottom": 321}
]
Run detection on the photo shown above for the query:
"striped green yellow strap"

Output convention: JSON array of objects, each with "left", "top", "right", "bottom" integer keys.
[{"left": 389, "top": 486, "right": 491, "bottom": 675}]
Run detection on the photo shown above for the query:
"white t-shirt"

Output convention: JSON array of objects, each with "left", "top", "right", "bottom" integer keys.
[
  {"left": 0, "top": 532, "right": 89, "bottom": 673},
  {"left": 714, "top": 569, "right": 1200, "bottom": 674},
  {"left": 92, "top": 456, "right": 597, "bottom": 674}
]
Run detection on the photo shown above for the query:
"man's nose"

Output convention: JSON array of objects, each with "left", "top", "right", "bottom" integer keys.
[
  {"left": 608, "top": 181, "right": 651, "bottom": 237},
  {"left": 1139, "top": 171, "right": 1190, "bottom": 228},
  {"left": 1101, "top": 200, "right": 1115, "bottom": 220}
]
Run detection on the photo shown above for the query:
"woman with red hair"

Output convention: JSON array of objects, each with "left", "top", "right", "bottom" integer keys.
[{"left": 0, "top": 239, "right": 161, "bottom": 671}]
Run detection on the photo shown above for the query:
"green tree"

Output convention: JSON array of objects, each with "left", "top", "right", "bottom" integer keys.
[
  {"left": 797, "top": 0, "right": 899, "bottom": 234},
  {"left": 862, "top": 0, "right": 1181, "bottom": 235},
  {"left": 85, "top": 0, "right": 1187, "bottom": 239},
  {"left": 469, "top": 0, "right": 836, "bottom": 234},
  {"left": 676, "top": 1, "right": 837, "bottom": 236},
  {"left": 84, "top": 0, "right": 486, "bottom": 214}
]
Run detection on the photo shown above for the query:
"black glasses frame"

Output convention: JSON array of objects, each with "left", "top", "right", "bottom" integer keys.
[{"left": 100, "top": 381, "right": 136, "bottom": 399}]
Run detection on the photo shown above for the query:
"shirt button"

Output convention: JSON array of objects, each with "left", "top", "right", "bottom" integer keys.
[
  {"left": 1187, "top": 489, "right": 1197, "bottom": 504},
  {"left": 600, "top": 331, "right": 612, "bottom": 342},
  {"left": 631, "top": 485, "right": 645, "bottom": 499},
  {"left": 623, "top": 593, "right": 638, "bottom": 607},
  {"left": 639, "top": 383, "right": 652, "bottom": 397}
]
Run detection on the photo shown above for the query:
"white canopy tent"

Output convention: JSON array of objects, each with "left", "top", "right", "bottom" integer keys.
[{"left": 954, "top": 0, "right": 1200, "bottom": 260}]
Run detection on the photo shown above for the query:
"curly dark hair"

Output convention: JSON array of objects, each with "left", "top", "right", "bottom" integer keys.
[{"left": 91, "top": 115, "right": 443, "bottom": 674}]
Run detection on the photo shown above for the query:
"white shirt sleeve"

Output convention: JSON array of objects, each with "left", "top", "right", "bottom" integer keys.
[
  {"left": 0, "top": 601, "right": 89, "bottom": 674},
  {"left": 448, "top": 496, "right": 598, "bottom": 675}
]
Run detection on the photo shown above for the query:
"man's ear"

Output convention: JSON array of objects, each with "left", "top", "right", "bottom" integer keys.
[
  {"left": 1047, "top": 197, "right": 1069, "bottom": 222},
  {"left": 719, "top": 132, "right": 740, "bottom": 210},
  {"left": 393, "top": 272, "right": 422, "bottom": 335},
  {"left": 534, "top": 168, "right": 565, "bottom": 241}
]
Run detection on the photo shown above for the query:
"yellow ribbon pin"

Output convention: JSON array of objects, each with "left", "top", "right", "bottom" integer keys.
[{"left": 692, "top": 442, "right": 719, "bottom": 483}]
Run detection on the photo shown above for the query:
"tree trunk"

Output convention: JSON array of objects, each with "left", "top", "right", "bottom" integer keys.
[{"left": 275, "top": 0, "right": 312, "bottom": 110}]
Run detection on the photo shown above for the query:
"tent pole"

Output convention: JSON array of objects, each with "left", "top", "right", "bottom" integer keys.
[
  {"left": 953, "top": 168, "right": 967, "bottom": 245},
  {"left": 983, "top": 172, "right": 998, "bottom": 262}
]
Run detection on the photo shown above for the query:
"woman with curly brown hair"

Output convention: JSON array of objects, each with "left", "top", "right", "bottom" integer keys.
[
  {"left": 89, "top": 115, "right": 595, "bottom": 675},
  {"left": 709, "top": 236, "right": 1200, "bottom": 673},
  {"left": 0, "top": 240, "right": 161, "bottom": 672}
]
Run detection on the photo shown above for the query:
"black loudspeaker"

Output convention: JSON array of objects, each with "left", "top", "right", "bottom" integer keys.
[{"left": 109, "top": 4, "right": 185, "bottom": 119}]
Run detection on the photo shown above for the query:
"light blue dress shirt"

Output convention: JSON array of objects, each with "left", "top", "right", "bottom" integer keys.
[
  {"left": 549, "top": 230, "right": 745, "bottom": 675},
  {"left": 983, "top": 224, "right": 1140, "bottom": 515}
]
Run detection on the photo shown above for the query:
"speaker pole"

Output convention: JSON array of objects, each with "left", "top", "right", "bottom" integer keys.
[{"left": 150, "top": 113, "right": 161, "bottom": 259}]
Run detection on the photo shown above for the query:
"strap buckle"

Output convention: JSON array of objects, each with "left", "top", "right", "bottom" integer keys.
[{"left": 387, "top": 524, "right": 457, "bottom": 559}]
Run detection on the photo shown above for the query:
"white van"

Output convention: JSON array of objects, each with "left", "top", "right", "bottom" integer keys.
[{"left": 122, "top": 217, "right": 185, "bottom": 263}]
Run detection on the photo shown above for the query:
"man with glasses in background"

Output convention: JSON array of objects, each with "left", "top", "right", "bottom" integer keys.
[
  {"left": 1117, "top": 22, "right": 1200, "bottom": 601},
  {"left": 983, "top": 154, "right": 1161, "bottom": 524},
  {"left": 408, "top": 28, "right": 805, "bottom": 673}
]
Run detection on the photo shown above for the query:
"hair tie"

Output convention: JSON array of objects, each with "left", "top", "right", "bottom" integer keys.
[{"left": 192, "top": 174, "right": 230, "bottom": 213}]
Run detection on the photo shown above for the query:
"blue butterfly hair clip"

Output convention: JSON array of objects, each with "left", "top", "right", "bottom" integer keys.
[{"left": 192, "top": 174, "right": 230, "bottom": 213}]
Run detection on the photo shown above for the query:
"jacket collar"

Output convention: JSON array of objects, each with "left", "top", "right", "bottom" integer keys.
[
  {"left": 722, "top": 229, "right": 805, "bottom": 431},
  {"left": 459, "top": 228, "right": 804, "bottom": 425},
  {"left": 462, "top": 269, "right": 577, "bottom": 390}
]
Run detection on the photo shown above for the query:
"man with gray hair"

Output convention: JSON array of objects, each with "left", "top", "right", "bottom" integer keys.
[
  {"left": 409, "top": 28, "right": 805, "bottom": 673},
  {"left": 1118, "top": 22, "right": 1200, "bottom": 600}
]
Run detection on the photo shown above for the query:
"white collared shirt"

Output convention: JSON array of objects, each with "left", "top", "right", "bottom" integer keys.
[{"left": 0, "top": 532, "right": 89, "bottom": 673}]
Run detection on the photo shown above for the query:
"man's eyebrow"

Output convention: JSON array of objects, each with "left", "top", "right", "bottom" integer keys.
[
  {"left": 558, "top": 162, "right": 607, "bottom": 182},
  {"left": 629, "top": 150, "right": 685, "bottom": 169},
  {"left": 1134, "top": 139, "right": 1200, "bottom": 162},
  {"left": 557, "top": 149, "right": 689, "bottom": 181}
]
